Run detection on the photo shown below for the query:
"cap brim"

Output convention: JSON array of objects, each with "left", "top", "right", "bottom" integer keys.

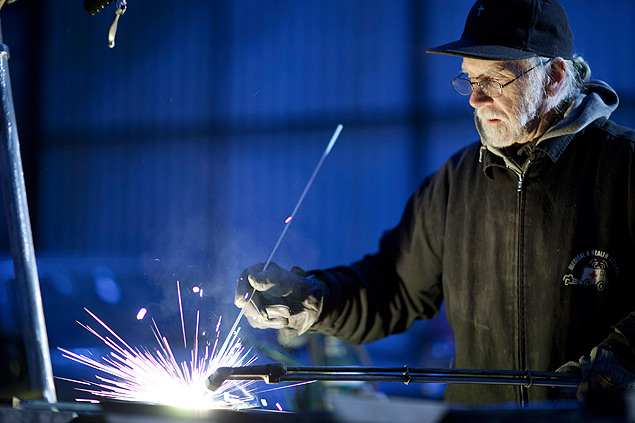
[{"left": 426, "top": 39, "right": 537, "bottom": 61}]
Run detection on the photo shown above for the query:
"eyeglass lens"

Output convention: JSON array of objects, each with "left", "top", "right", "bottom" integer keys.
[{"left": 452, "top": 76, "right": 502, "bottom": 98}]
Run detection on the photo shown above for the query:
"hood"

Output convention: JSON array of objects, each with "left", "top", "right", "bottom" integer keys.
[{"left": 539, "top": 79, "right": 619, "bottom": 142}]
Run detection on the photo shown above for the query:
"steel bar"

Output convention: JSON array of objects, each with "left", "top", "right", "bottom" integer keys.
[
  {"left": 207, "top": 362, "right": 580, "bottom": 391},
  {"left": 0, "top": 19, "right": 57, "bottom": 402}
]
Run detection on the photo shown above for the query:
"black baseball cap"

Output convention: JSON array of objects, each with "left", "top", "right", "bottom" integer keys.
[{"left": 426, "top": 0, "right": 574, "bottom": 60}]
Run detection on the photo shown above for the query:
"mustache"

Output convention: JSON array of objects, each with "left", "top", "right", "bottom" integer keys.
[{"left": 475, "top": 108, "right": 508, "bottom": 122}]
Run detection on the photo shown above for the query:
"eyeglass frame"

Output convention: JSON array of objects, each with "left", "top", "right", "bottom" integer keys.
[{"left": 451, "top": 62, "right": 548, "bottom": 98}]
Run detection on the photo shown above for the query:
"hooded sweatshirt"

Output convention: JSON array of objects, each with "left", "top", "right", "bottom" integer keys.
[{"left": 310, "top": 80, "right": 635, "bottom": 404}]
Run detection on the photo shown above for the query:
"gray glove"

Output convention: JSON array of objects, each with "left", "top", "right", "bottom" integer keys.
[
  {"left": 234, "top": 262, "right": 326, "bottom": 336},
  {"left": 557, "top": 345, "right": 635, "bottom": 402}
]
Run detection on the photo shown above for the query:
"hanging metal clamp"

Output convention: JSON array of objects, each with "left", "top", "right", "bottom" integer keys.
[{"left": 108, "top": 0, "right": 127, "bottom": 48}]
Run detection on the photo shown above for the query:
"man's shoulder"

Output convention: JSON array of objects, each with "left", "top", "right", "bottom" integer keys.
[
  {"left": 429, "top": 141, "right": 485, "bottom": 184},
  {"left": 447, "top": 140, "right": 483, "bottom": 165},
  {"left": 585, "top": 118, "right": 635, "bottom": 147},
  {"left": 415, "top": 141, "right": 483, "bottom": 194}
]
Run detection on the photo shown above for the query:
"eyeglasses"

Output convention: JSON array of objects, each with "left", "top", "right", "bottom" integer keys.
[{"left": 451, "top": 63, "right": 543, "bottom": 98}]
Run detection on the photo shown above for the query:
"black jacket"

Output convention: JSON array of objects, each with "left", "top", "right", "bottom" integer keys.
[{"left": 310, "top": 82, "right": 635, "bottom": 404}]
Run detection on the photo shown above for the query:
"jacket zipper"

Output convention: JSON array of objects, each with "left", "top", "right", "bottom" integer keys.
[
  {"left": 516, "top": 173, "right": 524, "bottom": 192},
  {"left": 517, "top": 177, "right": 527, "bottom": 405},
  {"left": 513, "top": 159, "right": 531, "bottom": 405}
]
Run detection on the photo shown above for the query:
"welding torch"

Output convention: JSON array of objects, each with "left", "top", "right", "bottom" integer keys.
[{"left": 206, "top": 362, "right": 581, "bottom": 391}]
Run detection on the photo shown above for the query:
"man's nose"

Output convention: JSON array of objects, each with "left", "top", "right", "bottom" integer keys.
[{"left": 469, "top": 87, "right": 493, "bottom": 109}]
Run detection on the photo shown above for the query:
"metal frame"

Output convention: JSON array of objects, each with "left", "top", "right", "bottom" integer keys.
[{"left": 0, "top": 12, "right": 57, "bottom": 403}]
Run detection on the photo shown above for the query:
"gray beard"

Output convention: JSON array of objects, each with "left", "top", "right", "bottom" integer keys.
[
  {"left": 475, "top": 72, "right": 546, "bottom": 148},
  {"left": 475, "top": 112, "right": 527, "bottom": 148}
]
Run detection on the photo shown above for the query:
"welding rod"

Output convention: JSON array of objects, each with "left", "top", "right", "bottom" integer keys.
[
  {"left": 206, "top": 362, "right": 580, "bottom": 391},
  {"left": 216, "top": 125, "right": 343, "bottom": 361},
  {"left": 261, "top": 124, "right": 342, "bottom": 272}
]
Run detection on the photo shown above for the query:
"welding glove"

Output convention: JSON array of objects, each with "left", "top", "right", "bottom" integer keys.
[
  {"left": 234, "top": 262, "right": 326, "bottom": 336},
  {"left": 556, "top": 330, "right": 635, "bottom": 402}
]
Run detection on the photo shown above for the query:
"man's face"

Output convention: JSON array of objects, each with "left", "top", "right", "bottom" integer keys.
[{"left": 461, "top": 58, "right": 547, "bottom": 148}]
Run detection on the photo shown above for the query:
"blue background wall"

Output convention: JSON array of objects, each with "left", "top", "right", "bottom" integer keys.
[{"left": 0, "top": 0, "right": 634, "bottom": 406}]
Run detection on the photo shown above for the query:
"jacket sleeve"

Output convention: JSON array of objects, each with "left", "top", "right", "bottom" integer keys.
[
  {"left": 562, "top": 312, "right": 635, "bottom": 400},
  {"left": 559, "top": 138, "right": 635, "bottom": 399},
  {"left": 308, "top": 167, "right": 450, "bottom": 344},
  {"left": 600, "top": 312, "right": 635, "bottom": 364}
]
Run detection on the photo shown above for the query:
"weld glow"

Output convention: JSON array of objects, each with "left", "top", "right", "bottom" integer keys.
[{"left": 58, "top": 281, "right": 258, "bottom": 410}]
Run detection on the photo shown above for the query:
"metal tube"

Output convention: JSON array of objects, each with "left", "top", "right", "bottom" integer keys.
[
  {"left": 0, "top": 19, "right": 57, "bottom": 403},
  {"left": 278, "top": 371, "right": 579, "bottom": 388},
  {"left": 207, "top": 363, "right": 580, "bottom": 391}
]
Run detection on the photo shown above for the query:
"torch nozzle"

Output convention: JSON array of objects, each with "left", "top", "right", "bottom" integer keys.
[
  {"left": 205, "top": 367, "right": 233, "bottom": 392},
  {"left": 205, "top": 362, "right": 288, "bottom": 392}
]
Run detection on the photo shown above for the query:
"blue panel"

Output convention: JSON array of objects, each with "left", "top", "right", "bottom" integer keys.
[
  {"left": 562, "top": 0, "right": 635, "bottom": 93},
  {"left": 423, "top": 0, "right": 475, "bottom": 108},
  {"left": 38, "top": 1, "right": 218, "bottom": 131},
  {"left": 225, "top": 0, "right": 411, "bottom": 122},
  {"left": 38, "top": 139, "right": 216, "bottom": 254},
  {"left": 221, "top": 125, "right": 414, "bottom": 273}
]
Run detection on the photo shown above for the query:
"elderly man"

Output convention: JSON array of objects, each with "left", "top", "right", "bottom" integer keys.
[{"left": 234, "top": 0, "right": 635, "bottom": 405}]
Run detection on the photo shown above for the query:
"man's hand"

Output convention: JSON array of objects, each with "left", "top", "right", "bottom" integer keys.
[
  {"left": 557, "top": 345, "right": 635, "bottom": 402},
  {"left": 234, "top": 262, "right": 325, "bottom": 336}
]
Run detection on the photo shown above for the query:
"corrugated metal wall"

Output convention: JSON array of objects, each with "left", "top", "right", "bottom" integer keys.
[
  {"left": 32, "top": 0, "right": 439, "bottom": 273},
  {"left": 21, "top": 0, "right": 635, "bottom": 263}
]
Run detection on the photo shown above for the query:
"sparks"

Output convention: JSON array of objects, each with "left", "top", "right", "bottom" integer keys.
[
  {"left": 136, "top": 308, "right": 147, "bottom": 320},
  {"left": 177, "top": 280, "right": 187, "bottom": 348},
  {"left": 58, "top": 282, "right": 259, "bottom": 410}
]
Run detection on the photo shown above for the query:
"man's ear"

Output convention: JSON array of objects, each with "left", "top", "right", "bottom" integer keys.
[{"left": 547, "top": 57, "right": 567, "bottom": 96}]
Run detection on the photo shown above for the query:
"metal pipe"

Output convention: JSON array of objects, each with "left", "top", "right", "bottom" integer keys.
[
  {"left": 207, "top": 362, "right": 580, "bottom": 391},
  {"left": 0, "top": 18, "right": 57, "bottom": 403}
]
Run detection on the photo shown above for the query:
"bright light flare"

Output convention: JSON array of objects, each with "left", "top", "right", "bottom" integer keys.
[
  {"left": 136, "top": 308, "right": 147, "bottom": 320},
  {"left": 58, "top": 282, "right": 259, "bottom": 410}
]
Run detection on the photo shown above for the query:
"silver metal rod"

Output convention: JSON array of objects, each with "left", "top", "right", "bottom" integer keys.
[
  {"left": 220, "top": 124, "right": 343, "bottom": 356},
  {"left": 261, "top": 124, "right": 342, "bottom": 272},
  {"left": 0, "top": 20, "right": 57, "bottom": 403}
]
